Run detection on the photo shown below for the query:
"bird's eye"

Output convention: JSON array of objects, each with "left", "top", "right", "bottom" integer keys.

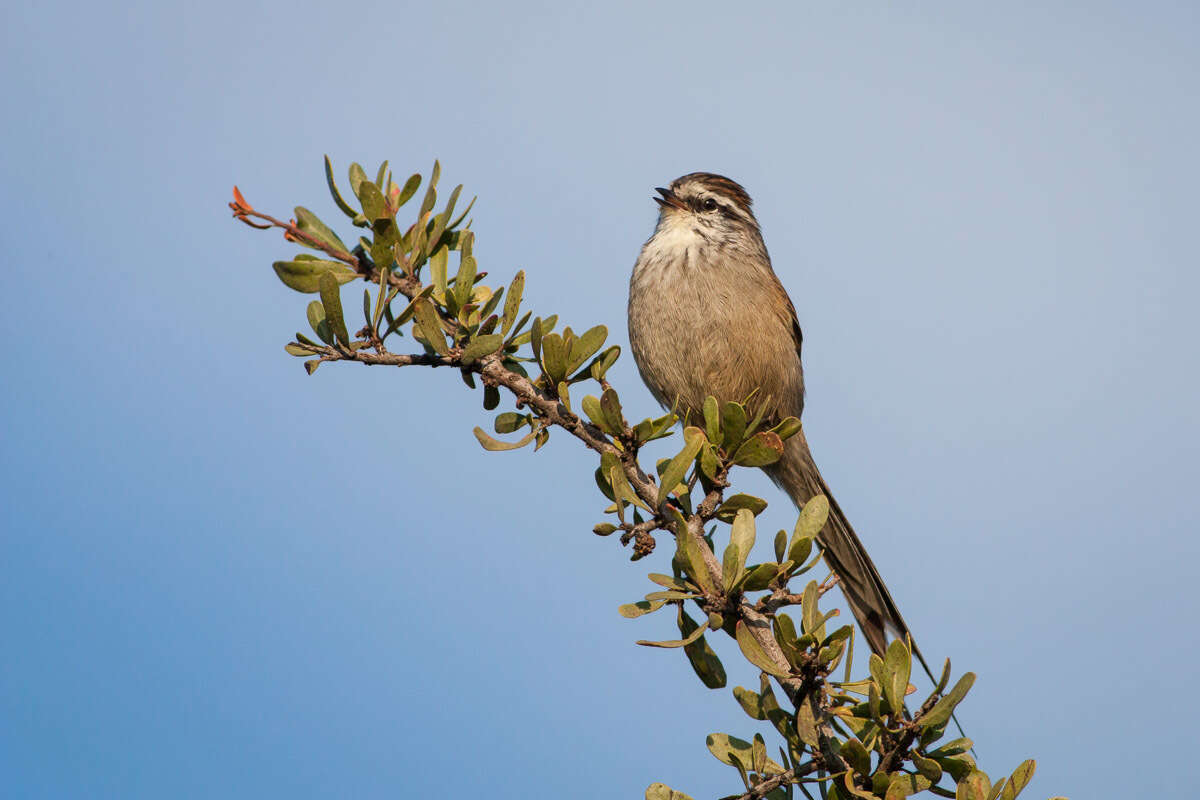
[{"left": 701, "top": 198, "right": 718, "bottom": 211}]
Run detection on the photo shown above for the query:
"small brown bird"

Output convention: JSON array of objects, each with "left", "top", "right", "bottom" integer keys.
[{"left": 628, "top": 172, "right": 931, "bottom": 674}]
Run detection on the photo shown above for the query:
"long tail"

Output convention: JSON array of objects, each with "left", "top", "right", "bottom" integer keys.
[{"left": 765, "top": 429, "right": 938, "bottom": 685}]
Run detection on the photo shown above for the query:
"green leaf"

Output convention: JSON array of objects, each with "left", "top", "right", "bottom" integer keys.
[
  {"left": 956, "top": 770, "right": 992, "bottom": 800},
  {"left": 600, "top": 389, "right": 625, "bottom": 436},
  {"left": 883, "top": 638, "right": 912, "bottom": 716},
  {"left": 428, "top": 184, "right": 461, "bottom": 249},
  {"left": 482, "top": 384, "right": 500, "bottom": 410},
  {"left": 921, "top": 672, "right": 976, "bottom": 731},
  {"left": 324, "top": 156, "right": 358, "bottom": 218},
  {"left": 741, "top": 562, "right": 778, "bottom": 591},
  {"left": 494, "top": 412, "right": 526, "bottom": 434},
  {"left": 446, "top": 194, "right": 476, "bottom": 230},
  {"left": 722, "top": 508, "right": 756, "bottom": 589},
  {"left": 588, "top": 345, "right": 620, "bottom": 381},
  {"left": 429, "top": 246, "right": 449, "bottom": 301},
  {"left": 461, "top": 333, "right": 503, "bottom": 364},
  {"left": 306, "top": 300, "right": 328, "bottom": 342},
  {"left": 635, "top": 618, "right": 707, "bottom": 648},
  {"left": 411, "top": 296, "right": 449, "bottom": 354},
  {"left": 734, "top": 620, "right": 790, "bottom": 677},
  {"left": 454, "top": 254, "right": 477, "bottom": 309},
  {"left": 656, "top": 427, "right": 705, "bottom": 505},
  {"left": 420, "top": 159, "right": 440, "bottom": 216},
  {"left": 479, "top": 286, "right": 504, "bottom": 322},
  {"left": 381, "top": 284, "right": 435, "bottom": 339},
  {"left": 456, "top": 227, "right": 474, "bottom": 259},
  {"left": 732, "top": 430, "right": 785, "bottom": 467},
  {"left": 356, "top": 177, "right": 388, "bottom": 222},
  {"left": 772, "top": 612, "right": 801, "bottom": 665},
  {"left": 794, "top": 700, "right": 820, "bottom": 748},
  {"left": 839, "top": 771, "right": 878, "bottom": 800},
  {"left": 769, "top": 416, "right": 802, "bottom": 441},
  {"left": 999, "top": 760, "right": 1035, "bottom": 800},
  {"left": 732, "top": 686, "right": 765, "bottom": 720},
  {"left": 348, "top": 162, "right": 368, "bottom": 199},
  {"left": 911, "top": 753, "right": 943, "bottom": 784},
  {"left": 633, "top": 411, "right": 677, "bottom": 444},
  {"left": 581, "top": 394, "right": 610, "bottom": 433},
  {"left": 645, "top": 783, "right": 694, "bottom": 800},
  {"left": 773, "top": 529, "right": 787, "bottom": 562},
  {"left": 885, "top": 772, "right": 931, "bottom": 800},
  {"left": 540, "top": 332, "right": 567, "bottom": 383},
  {"left": 716, "top": 494, "right": 768, "bottom": 522},
  {"left": 566, "top": 324, "right": 607, "bottom": 373},
  {"left": 840, "top": 739, "right": 871, "bottom": 776},
  {"left": 934, "top": 752, "right": 978, "bottom": 783},
  {"left": 619, "top": 599, "right": 667, "bottom": 618},
  {"left": 789, "top": 494, "right": 828, "bottom": 562},
  {"left": 928, "top": 738, "right": 974, "bottom": 758},
  {"left": 472, "top": 426, "right": 537, "bottom": 451},
  {"left": 501, "top": 270, "right": 524, "bottom": 335},
  {"left": 294, "top": 206, "right": 348, "bottom": 252},
  {"left": 647, "top": 573, "right": 694, "bottom": 591},
  {"left": 676, "top": 525, "right": 717, "bottom": 596},
  {"left": 705, "top": 733, "right": 779, "bottom": 772},
  {"left": 937, "top": 657, "right": 952, "bottom": 694},
  {"left": 272, "top": 260, "right": 357, "bottom": 293},
  {"left": 679, "top": 607, "right": 725, "bottom": 689},
  {"left": 720, "top": 401, "right": 748, "bottom": 451},
  {"left": 318, "top": 271, "right": 350, "bottom": 345},
  {"left": 284, "top": 343, "right": 312, "bottom": 356},
  {"left": 801, "top": 579, "right": 825, "bottom": 640},
  {"left": 644, "top": 590, "right": 696, "bottom": 602},
  {"left": 819, "top": 625, "right": 851, "bottom": 669},
  {"left": 702, "top": 396, "right": 721, "bottom": 445},
  {"left": 395, "top": 173, "right": 421, "bottom": 208}
]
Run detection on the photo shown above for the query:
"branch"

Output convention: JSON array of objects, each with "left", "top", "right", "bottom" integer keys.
[
  {"left": 231, "top": 163, "right": 1038, "bottom": 800},
  {"left": 730, "top": 762, "right": 819, "bottom": 800}
]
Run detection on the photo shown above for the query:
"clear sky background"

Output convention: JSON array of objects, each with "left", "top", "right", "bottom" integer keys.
[{"left": 2, "top": 2, "right": 1196, "bottom": 798}]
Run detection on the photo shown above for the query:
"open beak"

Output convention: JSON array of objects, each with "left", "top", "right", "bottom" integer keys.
[{"left": 654, "top": 186, "right": 684, "bottom": 210}]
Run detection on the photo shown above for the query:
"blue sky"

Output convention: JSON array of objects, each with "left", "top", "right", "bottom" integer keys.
[{"left": 2, "top": 2, "right": 1196, "bottom": 797}]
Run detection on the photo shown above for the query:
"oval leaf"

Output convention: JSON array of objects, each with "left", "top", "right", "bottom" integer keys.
[
  {"left": 318, "top": 271, "right": 350, "bottom": 345},
  {"left": 294, "top": 206, "right": 348, "bottom": 252},
  {"left": 716, "top": 493, "right": 768, "bottom": 522},
  {"left": 656, "top": 427, "right": 705, "bottom": 506},
  {"left": 619, "top": 599, "right": 667, "bottom": 618},
  {"left": 461, "top": 333, "right": 503, "bottom": 364},
  {"left": 921, "top": 672, "right": 976, "bottom": 731},
  {"left": 734, "top": 620, "right": 790, "bottom": 677},
  {"left": 472, "top": 426, "right": 536, "bottom": 452},
  {"left": 272, "top": 260, "right": 356, "bottom": 294},
  {"left": 636, "top": 619, "right": 707, "bottom": 648},
  {"left": 732, "top": 431, "right": 785, "bottom": 467},
  {"left": 722, "top": 508, "right": 757, "bottom": 588}
]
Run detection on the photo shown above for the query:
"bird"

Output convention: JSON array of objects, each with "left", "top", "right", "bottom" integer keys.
[{"left": 627, "top": 172, "right": 933, "bottom": 677}]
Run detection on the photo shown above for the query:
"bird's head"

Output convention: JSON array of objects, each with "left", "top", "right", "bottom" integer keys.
[{"left": 652, "top": 172, "right": 759, "bottom": 236}]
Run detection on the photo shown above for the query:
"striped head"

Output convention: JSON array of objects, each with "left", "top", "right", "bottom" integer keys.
[{"left": 652, "top": 172, "right": 759, "bottom": 234}]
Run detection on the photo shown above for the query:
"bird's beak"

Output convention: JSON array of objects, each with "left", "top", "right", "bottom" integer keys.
[{"left": 654, "top": 186, "right": 684, "bottom": 210}]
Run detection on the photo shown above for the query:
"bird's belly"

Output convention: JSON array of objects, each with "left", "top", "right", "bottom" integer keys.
[{"left": 629, "top": 268, "right": 802, "bottom": 423}]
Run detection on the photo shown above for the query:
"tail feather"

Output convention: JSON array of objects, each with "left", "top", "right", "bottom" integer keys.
[{"left": 766, "top": 430, "right": 938, "bottom": 685}]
